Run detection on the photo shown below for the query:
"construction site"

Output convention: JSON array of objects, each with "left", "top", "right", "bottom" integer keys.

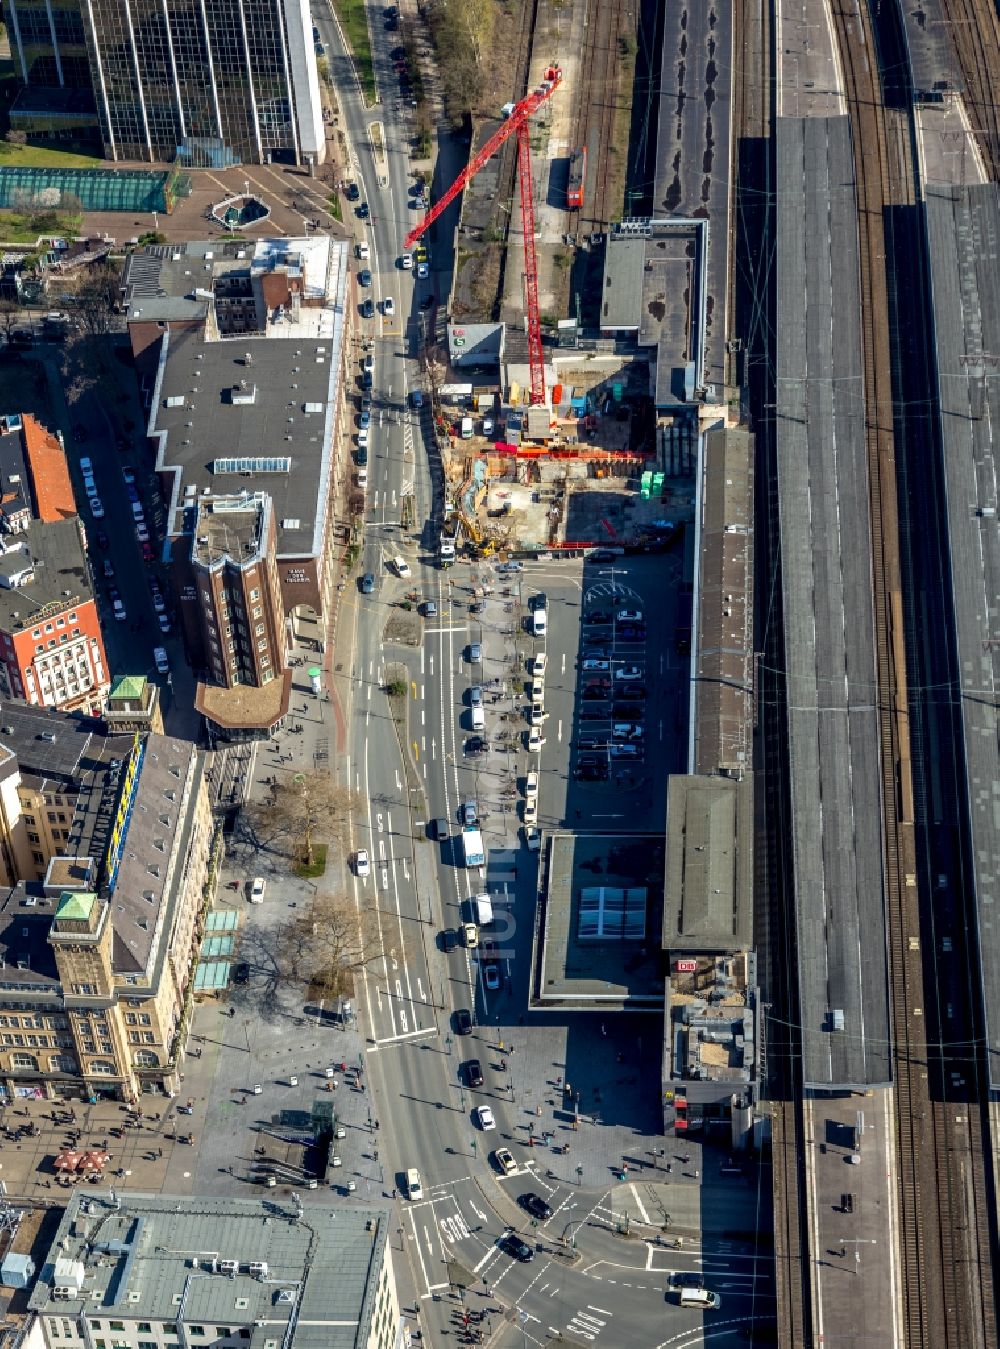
[{"left": 414, "top": 0, "right": 721, "bottom": 559}]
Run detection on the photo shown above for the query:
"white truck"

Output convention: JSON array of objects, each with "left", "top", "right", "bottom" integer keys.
[
  {"left": 461, "top": 826, "right": 485, "bottom": 868},
  {"left": 678, "top": 1289, "right": 721, "bottom": 1309}
]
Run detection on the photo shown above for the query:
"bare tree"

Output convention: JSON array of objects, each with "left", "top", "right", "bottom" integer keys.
[
  {"left": 276, "top": 890, "right": 397, "bottom": 1002},
  {"left": 65, "top": 261, "right": 122, "bottom": 337},
  {"left": 244, "top": 771, "right": 361, "bottom": 867},
  {"left": 0, "top": 300, "right": 20, "bottom": 344}
]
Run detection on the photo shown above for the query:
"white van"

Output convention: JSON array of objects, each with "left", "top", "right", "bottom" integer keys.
[
  {"left": 393, "top": 555, "right": 412, "bottom": 578},
  {"left": 532, "top": 609, "right": 547, "bottom": 637},
  {"left": 356, "top": 241, "right": 370, "bottom": 261},
  {"left": 406, "top": 1167, "right": 423, "bottom": 1200},
  {"left": 679, "top": 1288, "right": 721, "bottom": 1309},
  {"left": 460, "top": 416, "right": 473, "bottom": 439},
  {"left": 471, "top": 705, "right": 485, "bottom": 731},
  {"left": 474, "top": 893, "right": 493, "bottom": 926}
]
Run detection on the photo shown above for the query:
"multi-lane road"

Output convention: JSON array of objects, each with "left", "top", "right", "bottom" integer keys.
[{"left": 315, "top": 4, "right": 772, "bottom": 1342}]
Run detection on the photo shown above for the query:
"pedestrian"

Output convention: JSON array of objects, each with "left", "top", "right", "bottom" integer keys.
[
  {"left": 157, "top": 1147, "right": 162, "bottom": 1158},
  {"left": 601, "top": 1024, "right": 607, "bottom": 1037},
  {"left": 666, "top": 1162, "right": 672, "bottom": 1174}
]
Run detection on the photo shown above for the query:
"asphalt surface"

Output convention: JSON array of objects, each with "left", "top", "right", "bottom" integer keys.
[
  {"left": 11, "top": 339, "right": 197, "bottom": 737},
  {"left": 206, "top": 5, "right": 776, "bottom": 1342}
]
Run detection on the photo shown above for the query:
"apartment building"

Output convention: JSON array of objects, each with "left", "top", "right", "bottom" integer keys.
[
  {"left": 122, "top": 236, "right": 350, "bottom": 740},
  {"left": 0, "top": 706, "right": 212, "bottom": 1101},
  {"left": 28, "top": 1193, "right": 401, "bottom": 1349}
]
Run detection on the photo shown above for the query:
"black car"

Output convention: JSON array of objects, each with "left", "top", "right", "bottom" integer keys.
[
  {"left": 356, "top": 447, "right": 368, "bottom": 466},
  {"left": 519, "top": 1192, "right": 553, "bottom": 1221},
  {"left": 391, "top": 44, "right": 406, "bottom": 60},
  {"left": 362, "top": 371, "right": 373, "bottom": 389},
  {"left": 95, "top": 530, "right": 110, "bottom": 550},
  {"left": 233, "top": 961, "right": 250, "bottom": 984},
  {"left": 582, "top": 647, "right": 608, "bottom": 660},
  {"left": 361, "top": 298, "right": 375, "bottom": 318},
  {"left": 529, "top": 593, "right": 547, "bottom": 612},
  {"left": 582, "top": 683, "right": 612, "bottom": 701},
  {"left": 441, "top": 928, "right": 457, "bottom": 952},
  {"left": 613, "top": 703, "right": 644, "bottom": 721},
  {"left": 579, "top": 705, "right": 608, "bottom": 721},
  {"left": 357, "top": 202, "right": 370, "bottom": 219},
  {"left": 578, "top": 735, "right": 608, "bottom": 751},
  {"left": 618, "top": 626, "right": 646, "bottom": 642},
  {"left": 464, "top": 1058, "right": 484, "bottom": 1087},
  {"left": 619, "top": 683, "right": 647, "bottom": 699},
  {"left": 455, "top": 1009, "right": 473, "bottom": 1035},
  {"left": 502, "top": 1234, "right": 534, "bottom": 1263},
  {"left": 346, "top": 182, "right": 360, "bottom": 201},
  {"left": 464, "top": 736, "right": 488, "bottom": 757},
  {"left": 583, "top": 610, "right": 611, "bottom": 625}
]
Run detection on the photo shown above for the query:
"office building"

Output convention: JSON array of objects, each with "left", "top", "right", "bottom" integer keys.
[
  {"left": 29, "top": 1193, "right": 401, "bottom": 1349},
  {"left": 122, "top": 236, "right": 350, "bottom": 740},
  {"left": 0, "top": 707, "right": 212, "bottom": 1101},
  {"left": 3, "top": 0, "right": 325, "bottom": 166}
]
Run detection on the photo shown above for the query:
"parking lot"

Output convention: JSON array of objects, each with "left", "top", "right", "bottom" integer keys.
[{"left": 513, "top": 550, "right": 687, "bottom": 836}]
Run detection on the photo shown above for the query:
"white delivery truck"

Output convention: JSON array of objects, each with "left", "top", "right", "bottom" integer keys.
[
  {"left": 461, "top": 826, "right": 485, "bottom": 867},
  {"left": 679, "top": 1289, "right": 721, "bottom": 1310},
  {"left": 474, "top": 892, "right": 493, "bottom": 925}
]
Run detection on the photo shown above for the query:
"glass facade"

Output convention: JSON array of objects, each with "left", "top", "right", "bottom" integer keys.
[
  {"left": 4, "top": 0, "right": 319, "bottom": 165},
  {"left": 5, "top": 0, "right": 91, "bottom": 88},
  {"left": 83, "top": 0, "right": 306, "bottom": 164}
]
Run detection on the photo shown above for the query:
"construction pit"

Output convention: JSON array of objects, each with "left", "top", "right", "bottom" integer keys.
[{"left": 429, "top": 352, "right": 699, "bottom": 556}]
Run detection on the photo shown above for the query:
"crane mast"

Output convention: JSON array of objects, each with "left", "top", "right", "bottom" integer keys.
[{"left": 403, "top": 65, "right": 563, "bottom": 407}]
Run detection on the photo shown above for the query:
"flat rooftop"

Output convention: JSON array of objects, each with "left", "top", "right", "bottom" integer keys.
[
  {"left": 0, "top": 518, "right": 93, "bottom": 633},
  {"left": 924, "top": 181, "right": 1000, "bottom": 1090},
  {"left": 149, "top": 326, "right": 338, "bottom": 560},
  {"left": 191, "top": 494, "right": 268, "bottom": 568},
  {"left": 663, "top": 775, "right": 754, "bottom": 951},
  {"left": 653, "top": 0, "right": 731, "bottom": 400},
  {"left": 693, "top": 428, "right": 754, "bottom": 775},
  {"left": 600, "top": 220, "right": 707, "bottom": 407},
  {"left": 777, "top": 117, "right": 891, "bottom": 1089},
  {"left": 533, "top": 833, "right": 664, "bottom": 1007},
  {"left": 28, "top": 1191, "right": 391, "bottom": 1349}
]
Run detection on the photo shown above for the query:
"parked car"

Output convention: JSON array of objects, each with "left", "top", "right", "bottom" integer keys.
[
  {"left": 355, "top": 849, "right": 371, "bottom": 877},
  {"left": 614, "top": 665, "right": 643, "bottom": 681},
  {"left": 460, "top": 799, "right": 478, "bottom": 826},
  {"left": 467, "top": 642, "right": 482, "bottom": 663},
  {"left": 528, "top": 727, "right": 545, "bottom": 752},
  {"left": 464, "top": 736, "right": 488, "bottom": 757},
  {"left": 617, "top": 608, "right": 643, "bottom": 623},
  {"left": 525, "top": 825, "right": 540, "bottom": 851}
]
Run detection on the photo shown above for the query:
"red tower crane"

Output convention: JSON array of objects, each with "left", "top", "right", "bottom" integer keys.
[{"left": 404, "top": 66, "right": 563, "bottom": 407}]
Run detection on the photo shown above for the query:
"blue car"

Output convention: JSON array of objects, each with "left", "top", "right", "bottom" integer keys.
[{"left": 360, "top": 410, "right": 371, "bottom": 429}]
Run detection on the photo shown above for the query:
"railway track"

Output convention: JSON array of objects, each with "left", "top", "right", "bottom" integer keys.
[
  {"left": 937, "top": 0, "right": 1000, "bottom": 179},
  {"left": 571, "top": 0, "right": 628, "bottom": 231},
  {"left": 829, "top": 0, "right": 995, "bottom": 1342}
]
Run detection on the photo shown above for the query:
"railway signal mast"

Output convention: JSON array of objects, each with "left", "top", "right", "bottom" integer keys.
[{"left": 404, "top": 66, "right": 563, "bottom": 407}]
